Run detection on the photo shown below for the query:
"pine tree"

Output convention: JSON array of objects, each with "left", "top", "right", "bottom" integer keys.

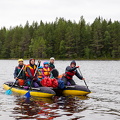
[
  {"left": 0, "top": 17, "right": 120, "bottom": 59},
  {"left": 59, "top": 40, "right": 66, "bottom": 58},
  {"left": 29, "top": 37, "right": 46, "bottom": 58}
]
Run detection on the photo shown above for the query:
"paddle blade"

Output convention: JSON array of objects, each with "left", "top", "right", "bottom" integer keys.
[
  {"left": 24, "top": 91, "right": 31, "bottom": 98},
  {"left": 5, "top": 89, "right": 12, "bottom": 95}
]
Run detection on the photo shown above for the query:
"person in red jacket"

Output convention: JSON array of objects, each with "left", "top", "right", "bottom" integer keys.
[
  {"left": 62, "top": 60, "right": 85, "bottom": 85},
  {"left": 26, "top": 58, "right": 40, "bottom": 87}
]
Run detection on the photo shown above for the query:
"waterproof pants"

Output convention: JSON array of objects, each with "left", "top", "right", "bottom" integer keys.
[
  {"left": 26, "top": 78, "right": 39, "bottom": 87},
  {"left": 62, "top": 76, "right": 76, "bottom": 85}
]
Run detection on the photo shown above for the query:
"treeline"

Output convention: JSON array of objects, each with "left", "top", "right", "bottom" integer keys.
[{"left": 0, "top": 16, "right": 120, "bottom": 59}]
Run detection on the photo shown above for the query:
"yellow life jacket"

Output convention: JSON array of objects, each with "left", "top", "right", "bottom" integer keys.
[{"left": 43, "top": 67, "right": 50, "bottom": 76}]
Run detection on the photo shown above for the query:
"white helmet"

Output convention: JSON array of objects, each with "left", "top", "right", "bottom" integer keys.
[{"left": 50, "top": 57, "right": 55, "bottom": 60}]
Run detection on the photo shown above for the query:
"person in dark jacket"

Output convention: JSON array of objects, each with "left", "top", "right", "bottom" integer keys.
[
  {"left": 14, "top": 59, "right": 26, "bottom": 86},
  {"left": 49, "top": 57, "right": 55, "bottom": 71},
  {"left": 62, "top": 60, "right": 85, "bottom": 85}
]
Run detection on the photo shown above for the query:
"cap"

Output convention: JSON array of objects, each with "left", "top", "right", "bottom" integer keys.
[
  {"left": 43, "top": 62, "right": 49, "bottom": 65},
  {"left": 18, "top": 59, "right": 24, "bottom": 62},
  {"left": 38, "top": 66, "right": 43, "bottom": 69},
  {"left": 50, "top": 57, "right": 55, "bottom": 60},
  {"left": 29, "top": 58, "right": 35, "bottom": 61},
  {"left": 70, "top": 60, "right": 76, "bottom": 66}
]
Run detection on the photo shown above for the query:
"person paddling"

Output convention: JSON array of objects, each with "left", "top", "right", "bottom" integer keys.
[
  {"left": 14, "top": 59, "right": 26, "bottom": 86},
  {"left": 26, "top": 58, "right": 40, "bottom": 87},
  {"left": 49, "top": 57, "right": 55, "bottom": 71},
  {"left": 62, "top": 60, "right": 85, "bottom": 85}
]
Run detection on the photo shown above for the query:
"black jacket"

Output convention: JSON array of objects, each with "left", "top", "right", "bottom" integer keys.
[
  {"left": 14, "top": 65, "right": 26, "bottom": 79},
  {"left": 65, "top": 66, "right": 83, "bottom": 80}
]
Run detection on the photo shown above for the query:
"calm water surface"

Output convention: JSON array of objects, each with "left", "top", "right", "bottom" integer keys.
[{"left": 0, "top": 60, "right": 120, "bottom": 120}]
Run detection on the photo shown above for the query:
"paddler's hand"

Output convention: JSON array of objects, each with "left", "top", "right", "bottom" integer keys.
[
  {"left": 15, "top": 77, "right": 18, "bottom": 80},
  {"left": 38, "top": 60, "right": 41, "bottom": 63},
  {"left": 33, "top": 76, "right": 37, "bottom": 80},
  {"left": 76, "top": 66, "right": 79, "bottom": 68}
]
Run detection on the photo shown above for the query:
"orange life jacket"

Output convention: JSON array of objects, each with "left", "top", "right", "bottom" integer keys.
[
  {"left": 43, "top": 67, "right": 50, "bottom": 76},
  {"left": 38, "top": 70, "right": 43, "bottom": 79},
  {"left": 26, "top": 64, "right": 37, "bottom": 77},
  {"left": 58, "top": 74, "right": 64, "bottom": 79}
]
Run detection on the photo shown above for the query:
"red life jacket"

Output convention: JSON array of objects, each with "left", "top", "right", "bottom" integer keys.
[
  {"left": 26, "top": 64, "right": 36, "bottom": 77},
  {"left": 65, "top": 71, "right": 76, "bottom": 79}
]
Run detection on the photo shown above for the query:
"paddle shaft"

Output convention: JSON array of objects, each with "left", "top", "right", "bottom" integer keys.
[
  {"left": 16, "top": 65, "right": 25, "bottom": 79},
  {"left": 78, "top": 67, "right": 88, "bottom": 89}
]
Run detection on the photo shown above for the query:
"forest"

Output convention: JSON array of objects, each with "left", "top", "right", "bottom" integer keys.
[{"left": 0, "top": 16, "right": 120, "bottom": 59}]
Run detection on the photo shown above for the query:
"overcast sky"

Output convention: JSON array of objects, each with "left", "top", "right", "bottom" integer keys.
[{"left": 0, "top": 0, "right": 120, "bottom": 28}]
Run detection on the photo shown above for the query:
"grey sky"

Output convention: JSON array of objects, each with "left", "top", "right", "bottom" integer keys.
[{"left": 0, "top": 0, "right": 120, "bottom": 28}]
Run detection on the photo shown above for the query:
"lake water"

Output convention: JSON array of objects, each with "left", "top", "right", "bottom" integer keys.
[{"left": 0, "top": 60, "right": 120, "bottom": 120}]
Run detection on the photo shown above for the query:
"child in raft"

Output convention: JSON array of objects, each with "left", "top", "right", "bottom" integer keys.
[
  {"left": 37, "top": 66, "right": 44, "bottom": 81},
  {"left": 42, "top": 62, "right": 51, "bottom": 78}
]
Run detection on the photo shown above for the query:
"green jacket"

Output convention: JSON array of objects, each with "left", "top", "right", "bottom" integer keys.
[{"left": 49, "top": 63, "right": 55, "bottom": 70}]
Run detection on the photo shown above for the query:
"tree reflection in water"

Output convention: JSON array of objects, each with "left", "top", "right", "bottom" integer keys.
[{"left": 12, "top": 96, "right": 89, "bottom": 119}]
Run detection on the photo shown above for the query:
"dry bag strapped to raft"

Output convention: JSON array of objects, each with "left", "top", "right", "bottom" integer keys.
[
  {"left": 40, "top": 77, "right": 58, "bottom": 88},
  {"left": 58, "top": 79, "right": 65, "bottom": 89}
]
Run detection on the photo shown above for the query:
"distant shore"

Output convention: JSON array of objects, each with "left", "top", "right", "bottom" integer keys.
[{"left": 0, "top": 58, "right": 120, "bottom": 61}]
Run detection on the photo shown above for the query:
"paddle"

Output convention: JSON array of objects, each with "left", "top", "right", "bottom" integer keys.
[
  {"left": 5, "top": 65, "right": 25, "bottom": 95},
  {"left": 24, "top": 61, "right": 40, "bottom": 98},
  {"left": 78, "top": 67, "right": 88, "bottom": 89}
]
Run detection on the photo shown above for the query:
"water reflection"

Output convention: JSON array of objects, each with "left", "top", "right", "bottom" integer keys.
[
  {"left": 12, "top": 96, "right": 89, "bottom": 119},
  {"left": 1, "top": 60, "right": 120, "bottom": 120}
]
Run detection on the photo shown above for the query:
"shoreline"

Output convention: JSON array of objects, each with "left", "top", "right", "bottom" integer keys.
[{"left": 0, "top": 58, "right": 120, "bottom": 61}]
